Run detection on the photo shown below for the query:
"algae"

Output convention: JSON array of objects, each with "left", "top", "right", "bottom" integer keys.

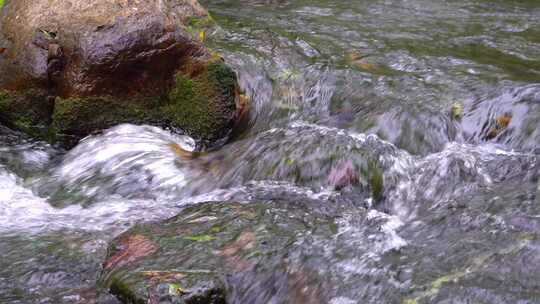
[
  {"left": 109, "top": 276, "right": 146, "bottom": 304},
  {"left": 0, "top": 89, "right": 53, "bottom": 140},
  {"left": 49, "top": 61, "right": 237, "bottom": 146},
  {"left": 167, "top": 61, "right": 237, "bottom": 140}
]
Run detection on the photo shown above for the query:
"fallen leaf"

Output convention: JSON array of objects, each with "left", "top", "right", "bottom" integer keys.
[
  {"left": 104, "top": 235, "right": 157, "bottom": 270},
  {"left": 484, "top": 113, "right": 512, "bottom": 140},
  {"left": 220, "top": 231, "right": 256, "bottom": 257},
  {"left": 169, "top": 143, "right": 204, "bottom": 160},
  {"left": 199, "top": 30, "right": 206, "bottom": 43},
  {"left": 217, "top": 231, "right": 257, "bottom": 272},
  {"left": 496, "top": 114, "right": 511, "bottom": 129}
]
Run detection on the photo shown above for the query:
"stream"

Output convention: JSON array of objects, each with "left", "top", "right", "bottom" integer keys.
[{"left": 1, "top": 0, "right": 540, "bottom": 303}]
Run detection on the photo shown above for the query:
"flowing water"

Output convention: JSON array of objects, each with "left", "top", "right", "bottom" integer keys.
[{"left": 1, "top": 0, "right": 540, "bottom": 303}]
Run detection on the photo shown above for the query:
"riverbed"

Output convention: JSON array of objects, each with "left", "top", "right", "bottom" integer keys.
[{"left": 1, "top": 0, "right": 540, "bottom": 303}]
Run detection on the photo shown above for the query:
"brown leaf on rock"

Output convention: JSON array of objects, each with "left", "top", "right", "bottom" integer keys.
[
  {"left": 220, "top": 231, "right": 256, "bottom": 257},
  {"left": 104, "top": 235, "right": 157, "bottom": 270},
  {"left": 217, "top": 231, "right": 256, "bottom": 272}
]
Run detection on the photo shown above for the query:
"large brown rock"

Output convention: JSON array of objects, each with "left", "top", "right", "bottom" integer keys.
[{"left": 0, "top": 0, "right": 240, "bottom": 147}]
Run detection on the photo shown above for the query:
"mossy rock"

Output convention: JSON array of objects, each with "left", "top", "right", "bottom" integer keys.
[{"left": 0, "top": 0, "right": 240, "bottom": 148}]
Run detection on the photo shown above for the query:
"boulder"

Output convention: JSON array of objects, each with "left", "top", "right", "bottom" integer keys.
[{"left": 0, "top": 0, "right": 240, "bottom": 147}]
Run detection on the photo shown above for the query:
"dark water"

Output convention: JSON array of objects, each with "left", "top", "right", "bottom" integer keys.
[{"left": 1, "top": 0, "right": 540, "bottom": 303}]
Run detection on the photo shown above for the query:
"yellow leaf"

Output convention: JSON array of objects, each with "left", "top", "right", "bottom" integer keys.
[{"left": 199, "top": 30, "right": 206, "bottom": 43}]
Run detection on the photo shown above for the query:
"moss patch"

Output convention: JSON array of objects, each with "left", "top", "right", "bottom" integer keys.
[
  {"left": 52, "top": 95, "right": 156, "bottom": 136},
  {"left": 0, "top": 60, "right": 237, "bottom": 147},
  {"left": 109, "top": 275, "right": 146, "bottom": 304},
  {"left": 0, "top": 89, "right": 53, "bottom": 140},
  {"left": 50, "top": 61, "right": 237, "bottom": 146},
  {"left": 167, "top": 61, "right": 237, "bottom": 139}
]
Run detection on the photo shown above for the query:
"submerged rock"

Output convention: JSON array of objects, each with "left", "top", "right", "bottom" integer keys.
[
  {"left": 101, "top": 200, "right": 347, "bottom": 304},
  {"left": 100, "top": 190, "right": 410, "bottom": 304},
  {"left": 100, "top": 165, "right": 540, "bottom": 304},
  {"left": 0, "top": 0, "right": 240, "bottom": 147}
]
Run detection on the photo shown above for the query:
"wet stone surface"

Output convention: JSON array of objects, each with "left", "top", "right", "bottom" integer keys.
[
  {"left": 101, "top": 199, "right": 368, "bottom": 303},
  {"left": 1, "top": 0, "right": 540, "bottom": 303},
  {"left": 0, "top": 0, "right": 239, "bottom": 147}
]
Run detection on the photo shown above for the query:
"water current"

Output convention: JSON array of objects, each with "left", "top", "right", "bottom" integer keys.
[{"left": 1, "top": 0, "right": 540, "bottom": 303}]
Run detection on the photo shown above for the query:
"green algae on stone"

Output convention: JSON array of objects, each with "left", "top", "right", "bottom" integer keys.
[
  {"left": 51, "top": 95, "right": 157, "bottom": 147},
  {"left": 52, "top": 96, "right": 155, "bottom": 134},
  {"left": 0, "top": 89, "right": 53, "bottom": 140},
  {"left": 50, "top": 61, "right": 237, "bottom": 146},
  {"left": 167, "top": 61, "right": 237, "bottom": 140},
  {"left": 0, "top": 233, "right": 109, "bottom": 303},
  {"left": 369, "top": 167, "right": 384, "bottom": 203},
  {"left": 405, "top": 238, "right": 534, "bottom": 303},
  {"left": 360, "top": 160, "right": 384, "bottom": 203},
  {"left": 108, "top": 275, "right": 147, "bottom": 304}
]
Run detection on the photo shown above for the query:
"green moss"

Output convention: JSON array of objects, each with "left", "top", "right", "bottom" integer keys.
[
  {"left": 1, "top": 59, "right": 236, "bottom": 147},
  {"left": 0, "top": 89, "right": 52, "bottom": 140},
  {"left": 0, "top": 90, "right": 12, "bottom": 111},
  {"left": 167, "top": 61, "right": 237, "bottom": 140},
  {"left": 50, "top": 61, "right": 236, "bottom": 145},
  {"left": 51, "top": 95, "right": 154, "bottom": 146},
  {"left": 362, "top": 160, "right": 384, "bottom": 203},
  {"left": 109, "top": 276, "right": 146, "bottom": 304},
  {"left": 187, "top": 15, "right": 215, "bottom": 27},
  {"left": 52, "top": 96, "right": 151, "bottom": 133}
]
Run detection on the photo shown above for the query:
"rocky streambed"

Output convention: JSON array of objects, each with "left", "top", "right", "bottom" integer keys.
[{"left": 1, "top": 0, "right": 540, "bottom": 303}]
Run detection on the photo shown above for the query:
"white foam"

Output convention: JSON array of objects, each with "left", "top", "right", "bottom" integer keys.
[{"left": 366, "top": 209, "right": 408, "bottom": 253}]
